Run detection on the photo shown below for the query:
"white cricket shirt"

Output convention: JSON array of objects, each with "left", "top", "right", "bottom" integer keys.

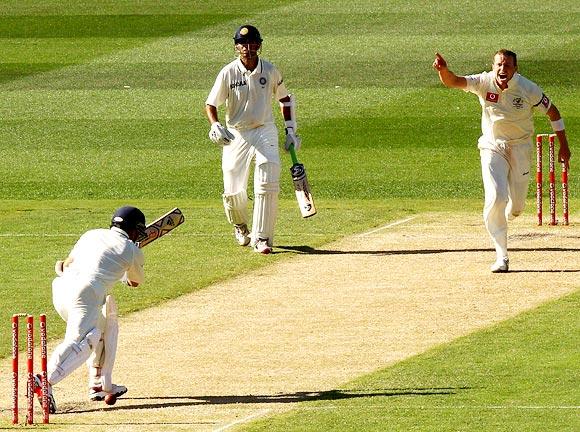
[
  {"left": 206, "top": 58, "right": 289, "bottom": 130},
  {"left": 63, "top": 227, "right": 144, "bottom": 294},
  {"left": 464, "top": 71, "right": 550, "bottom": 148}
]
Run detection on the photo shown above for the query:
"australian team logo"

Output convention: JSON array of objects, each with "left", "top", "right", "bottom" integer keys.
[
  {"left": 512, "top": 97, "right": 524, "bottom": 109},
  {"left": 485, "top": 92, "right": 499, "bottom": 103}
]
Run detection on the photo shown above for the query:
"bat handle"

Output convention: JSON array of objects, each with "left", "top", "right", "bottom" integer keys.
[{"left": 289, "top": 144, "right": 299, "bottom": 165}]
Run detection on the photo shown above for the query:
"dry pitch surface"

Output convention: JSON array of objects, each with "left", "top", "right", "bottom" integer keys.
[{"left": 2, "top": 212, "right": 578, "bottom": 431}]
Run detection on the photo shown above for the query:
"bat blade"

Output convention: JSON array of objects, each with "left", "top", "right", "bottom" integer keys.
[
  {"left": 137, "top": 207, "right": 185, "bottom": 248},
  {"left": 290, "top": 162, "right": 317, "bottom": 218}
]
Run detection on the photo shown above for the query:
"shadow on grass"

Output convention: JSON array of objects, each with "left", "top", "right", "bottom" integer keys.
[{"left": 60, "top": 387, "right": 466, "bottom": 414}]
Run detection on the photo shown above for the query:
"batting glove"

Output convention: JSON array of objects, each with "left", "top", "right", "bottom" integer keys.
[
  {"left": 209, "top": 122, "right": 235, "bottom": 146},
  {"left": 284, "top": 127, "right": 302, "bottom": 152}
]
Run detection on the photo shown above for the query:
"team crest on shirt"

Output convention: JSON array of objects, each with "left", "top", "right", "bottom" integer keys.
[
  {"left": 485, "top": 92, "right": 499, "bottom": 103},
  {"left": 512, "top": 97, "right": 524, "bottom": 109},
  {"left": 259, "top": 77, "right": 267, "bottom": 88}
]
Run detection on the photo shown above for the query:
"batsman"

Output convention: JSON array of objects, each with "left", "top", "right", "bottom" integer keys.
[
  {"left": 38, "top": 207, "right": 147, "bottom": 411},
  {"left": 205, "top": 24, "right": 301, "bottom": 255}
]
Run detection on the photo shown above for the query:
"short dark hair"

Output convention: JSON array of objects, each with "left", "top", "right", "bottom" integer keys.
[{"left": 494, "top": 49, "right": 517, "bottom": 66}]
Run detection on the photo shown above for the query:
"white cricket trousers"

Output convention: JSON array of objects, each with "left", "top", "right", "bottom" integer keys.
[
  {"left": 222, "top": 123, "right": 281, "bottom": 243},
  {"left": 480, "top": 143, "right": 531, "bottom": 259}
]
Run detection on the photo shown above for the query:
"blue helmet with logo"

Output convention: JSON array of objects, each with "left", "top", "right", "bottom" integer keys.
[
  {"left": 110, "top": 206, "right": 146, "bottom": 240},
  {"left": 233, "top": 25, "right": 262, "bottom": 44}
]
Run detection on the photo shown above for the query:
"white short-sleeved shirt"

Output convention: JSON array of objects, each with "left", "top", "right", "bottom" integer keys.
[
  {"left": 464, "top": 71, "right": 550, "bottom": 149},
  {"left": 62, "top": 227, "right": 144, "bottom": 299},
  {"left": 206, "top": 58, "right": 289, "bottom": 131}
]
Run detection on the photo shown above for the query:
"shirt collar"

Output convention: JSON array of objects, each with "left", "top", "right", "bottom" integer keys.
[
  {"left": 110, "top": 226, "right": 130, "bottom": 239},
  {"left": 236, "top": 58, "right": 261, "bottom": 76}
]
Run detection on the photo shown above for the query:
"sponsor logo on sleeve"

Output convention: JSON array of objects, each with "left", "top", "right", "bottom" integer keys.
[
  {"left": 486, "top": 92, "right": 499, "bottom": 103},
  {"left": 541, "top": 94, "right": 550, "bottom": 108}
]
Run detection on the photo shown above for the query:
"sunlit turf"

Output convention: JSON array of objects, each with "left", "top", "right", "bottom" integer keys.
[{"left": 0, "top": 0, "right": 578, "bottom": 430}]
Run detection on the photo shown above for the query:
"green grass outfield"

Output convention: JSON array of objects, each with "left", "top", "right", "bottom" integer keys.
[{"left": 0, "top": 0, "right": 578, "bottom": 430}]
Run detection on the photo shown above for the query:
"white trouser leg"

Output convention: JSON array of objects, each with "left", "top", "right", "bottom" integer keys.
[
  {"left": 480, "top": 149, "right": 509, "bottom": 260},
  {"left": 49, "top": 277, "right": 104, "bottom": 385},
  {"left": 506, "top": 143, "right": 532, "bottom": 219}
]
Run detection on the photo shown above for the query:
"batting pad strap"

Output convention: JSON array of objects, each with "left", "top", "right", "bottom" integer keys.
[{"left": 551, "top": 118, "right": 565, "bottom": 132}]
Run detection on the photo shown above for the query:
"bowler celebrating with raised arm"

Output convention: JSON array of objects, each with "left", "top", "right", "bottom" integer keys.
[{"left": 433, "top": 50, "right": 570, "bottom": 272}]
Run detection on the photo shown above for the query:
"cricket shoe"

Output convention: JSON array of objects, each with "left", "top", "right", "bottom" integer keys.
[
  {"left": 89, "top": 384, "right": 128, "bottom": 401},
  {"left": 234, "top": 223, "right": 251, "bottom": 246},
  {"left": 490, "top": 257, "right": 509, "bottom": 273},
  {"left": 33, "top": 374, "right": 57, "bottom": 414},
  {"left": 253, "top": 238, "right": 272, "bottom": 255}
]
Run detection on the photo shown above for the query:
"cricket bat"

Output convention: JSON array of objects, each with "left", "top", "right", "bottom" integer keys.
[
  {"left": 137, "top": 207, "right": 185, "bottom": 248},
  {"left": 288, "top": 145, "right": 317, "bottom": 218}
]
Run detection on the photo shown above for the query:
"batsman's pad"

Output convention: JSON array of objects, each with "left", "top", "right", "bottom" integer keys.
[
  {"left": 223, "top": 190, "right": 249, "bottom": 225},
  {"left": 252, "top": 192, "right": 278, "bottom": 246},
  {"left": 291, "top": 163, "right": 317, "bottom": 218},
  {"left": 48, "top": 328, "right": 101, "bottom": 385},
  {"left": 87, "top": 295, "right": 119, "bottom": 392},
  {"left": 137, "top": 207, "right": 185, "bottom": 248},
  {"left": 252, "top": 162, "right": 280, "bottom": 245}
]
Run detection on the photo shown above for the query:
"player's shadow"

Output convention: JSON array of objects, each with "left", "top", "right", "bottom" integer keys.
[
  {"left": 275, "top": 246, "right": 580, "bottom": 273},
  {"left": 61, "top": 387, "right": 466, "bottom": 414}
]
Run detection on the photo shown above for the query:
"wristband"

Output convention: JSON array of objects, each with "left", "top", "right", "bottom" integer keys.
[{"left": 551, "top": 118, "right": 565, "bottom": 132}]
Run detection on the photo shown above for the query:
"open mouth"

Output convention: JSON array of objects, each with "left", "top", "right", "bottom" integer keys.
[{"left": 498, "top": 73, "right": 508, "bottom": 80}]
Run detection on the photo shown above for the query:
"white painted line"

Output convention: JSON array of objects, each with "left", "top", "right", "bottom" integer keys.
[
  {"left": 296, "top": 404, "right": 579, "bottom": 411},
  {"left": 213, "top": 409, "right": 272, "bottom": 432},
  {"left": 0, "top": 233, "right": 78, "bottom": 238},
  {"left": 358, "top": 216, "right": 418, "bottom": 237}
]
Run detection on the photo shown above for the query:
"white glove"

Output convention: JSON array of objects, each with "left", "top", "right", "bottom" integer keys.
[
  {"left": 284, "top": 127, "right": 302, "bottom": 152},
  {"left": 209, "top": 122, "right": 235, "bottom": 146}
]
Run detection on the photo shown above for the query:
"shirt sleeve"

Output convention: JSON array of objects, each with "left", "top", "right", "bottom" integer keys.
[
  {"left": 126, "top": 247, "right": 145, "bottom": 285},
  {"left": 463, "top": 73, "right": 483, "bottom": 94},
  {"left": 273, "top": 67, "right": 289, "bottom": 100},
  {"left": 533, "top": 92, "right": 551, "bottom": 114},
  {"left": 205, "top": 69, "right": 228, "bottom": 107}
]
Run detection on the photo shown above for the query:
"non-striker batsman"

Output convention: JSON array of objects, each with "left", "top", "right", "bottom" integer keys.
[{"left": 205, "top": 25, "right": 301, "bottom": 255}]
